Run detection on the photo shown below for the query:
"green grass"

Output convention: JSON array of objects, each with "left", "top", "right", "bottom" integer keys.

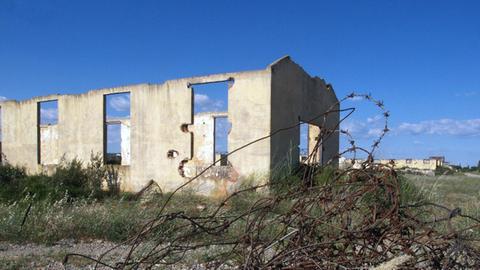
[
  {"left": 0, "top": 190, "right": 223, "bottom": 244},
  {"left": 403, "top": 173, "right": 480, "bottom": 240},
  {"left": 404, "top": 173, "right": 480, "bottom": 210},
  {"left": 0, "top": 170, "right": 478, "bottom": 268}
]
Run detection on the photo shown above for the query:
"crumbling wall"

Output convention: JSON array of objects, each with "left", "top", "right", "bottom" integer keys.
[
  {"left": 270, "top": 56, "right": 339, "bottom": 172},
  {"left": 0, "top": 57, "right": 339, "bottom": 195},
  {"left": 178, "top": 70, "right": 272, "bottom": 195},
  {"left": 1, "top": 87, "right": 140, "bottom": 181},
  {"left": 227, "top": 70, "right": 272, "bottom": 182},
  {"left": 59, "top": 87, "right": 137, "bottom": 164},
  {"left": 190, "top": 113, "right": 217, "bottom": 165},
  {"left": 128, "top": 82, "right": 192, "bottom": 192}
]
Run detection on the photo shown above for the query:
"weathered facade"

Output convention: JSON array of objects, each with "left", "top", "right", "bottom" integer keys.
[{"left": 0, "top": 56, "right": 339, "bottom": 195}]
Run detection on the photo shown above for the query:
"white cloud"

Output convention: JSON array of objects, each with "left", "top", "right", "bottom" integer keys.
[
  {"left": 367, "top": 128, "right": 383, "bottom": 137},
  {"left": 396, "top": 119, "right": 480, "bottom": 137},
  {"left": 367, "top": 115, "right": 383, "bottom": 124},
  {"left": 215, "top": 118, "right": 232, "bottom": 138},
  {"left": 345, "top": 117, "right": 480, "bottom": 139},
  {"left": 214, "top": 117, "right": 231, "bottom": 154},
  {"left": 109, "top": 95, "right": 130, "bottom": 112},
  {"left": 0, "top": 96, "right": 7, "bottom": 102},
  {"left": 194, "top": 94, "right": 225, "bottom": 112},
  {"left": 194, "top": 94, "right": 209, "bottom": 105},
  {"left": 40, "top": 108, "right": 58, "bottom": 124},
  {"left": 349, "top": 96, "right": 364, "bottom": 102},
  {"left": 341, "top": 115, "right": 387, "bottom": 139}
]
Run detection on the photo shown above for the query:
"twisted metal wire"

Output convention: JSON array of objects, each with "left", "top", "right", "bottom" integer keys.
[{"left": 64, "top": 93, "right": 480, "bottom": 269}]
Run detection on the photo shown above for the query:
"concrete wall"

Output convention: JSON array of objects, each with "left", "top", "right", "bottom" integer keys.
[
  {"left": 0, "top": 56, "right": 339, "bottom": 195},
  {"left": 1, "top": 99, "right": 39, "bottom": 173},
  {"left": 129, "top": 82, "right": 192, "bottom": 192},
  {"left": 120, "top": 120, "right": 131, "bottom": 166},
  {"left": 226, "top": 70, "right": 272, "bottom": 182},
  {"left": 1, "top": 86, "right": 141, "bottom": 173},
  {"left": 270, "top": 56, "right": 339, "bottom": 175},
  {"left": 187, "top": 112, "right": 228, "bottom": 166},
  {"left": 40, "top": 124, "right": 59, "bottom": 165},
  {"left": 182, "top": 69, "right": 272, "bottom": 194}
]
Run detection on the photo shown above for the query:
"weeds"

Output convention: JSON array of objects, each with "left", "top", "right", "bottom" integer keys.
[{"left": 0, "top": 153, "right": 120, "bottom": 203}]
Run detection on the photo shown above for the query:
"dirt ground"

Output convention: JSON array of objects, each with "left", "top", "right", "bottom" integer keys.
[
  {"left": 0, "top": 240, "right": 130, "bottom": 270},
  {"left": 0, "top": 240, "right": 214, "bottom": 269}
]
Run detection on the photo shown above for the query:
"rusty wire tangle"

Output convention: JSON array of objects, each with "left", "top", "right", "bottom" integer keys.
[{"left": 64, "top": 93, "right": 480, "bottom": 269}]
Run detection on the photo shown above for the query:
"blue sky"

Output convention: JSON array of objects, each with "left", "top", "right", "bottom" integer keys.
[{"left": 0, "top": 1, "right": 479, "bottom": 165}]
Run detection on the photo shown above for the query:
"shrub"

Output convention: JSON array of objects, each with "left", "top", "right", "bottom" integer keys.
[
  {"left": 0, "top": 154, "right": 120, "bottom": 202},
  {"left": 435, "top": 165, "right": 455, "bottom": 175},
  {"left": 85, "top": 154, "right": 107, "bottom": 198},
  {"left": 0, "top": 163, "right": 26, "bottom": 184},
  {"left": 105, "top": 165, "right": 120, "bottom": 196},
  {"left": 52, "top": 158, "right": 90, "bottom": 199}
]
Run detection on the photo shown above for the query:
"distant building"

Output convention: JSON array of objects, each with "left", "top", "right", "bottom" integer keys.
[
  {"left": 429, "top": 156, "right": 445, "bottom": 167},
  {"left": 339, "top": 156, "right": 445, "bottom": 173}
]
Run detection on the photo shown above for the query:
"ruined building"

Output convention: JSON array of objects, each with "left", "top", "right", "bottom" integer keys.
[{"left": 0, "top": 56, "right": 339, "bottom": 196}]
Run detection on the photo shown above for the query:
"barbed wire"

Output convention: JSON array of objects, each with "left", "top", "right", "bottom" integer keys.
[{"left": 64, "top": 93, "right": 480, "bottom": 269}]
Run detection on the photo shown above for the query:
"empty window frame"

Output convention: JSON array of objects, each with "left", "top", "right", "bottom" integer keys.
[
  {"left": 193, "top": 81, "right": 229, "bottom": 115},
  {"left": 299, "top": 121, "right": 309, "bottom": 163},
  {"left": 39, "top": 100, "right": 58, "bottom": 125},
  {"left": 214, "top": 116, "right": 231, "bottom": 166},
  {"left": 37, "top": 100, "right": 59, "bottom": 164},
  {"left": 104, "top": 93, "right": 131, "bottom": 165},
  {"left": 192, "top": 80, "right": 231, "bottom": 166}
]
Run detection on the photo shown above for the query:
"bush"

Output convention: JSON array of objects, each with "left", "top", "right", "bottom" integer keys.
[
  {"left": 271, "top": 165, "right": 337, "bottom": 194},
  {"left": 0, "top": 163, "right": 26, "bottom": 184},
  {"left": 0, "top": 154, "right": 120, "bottom": 203},
  {"left": 435, "top": 165, "right": 455, "bottom": 175},
  {"left": 52, "top": 158, "right": 90, "bottom": 199}
]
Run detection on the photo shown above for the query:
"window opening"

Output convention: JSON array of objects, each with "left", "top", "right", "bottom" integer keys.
[
  {"left": 214, "top": 116, "right": 231, "bottom": 166},
  {"left": 104, "top": 93, "right": 131, "bottom": 165},
  {"left": 299, "top": 121, "right": 309, "bottom": 163},
  {"left": 38, "top": 100, "right": 58, "bottom": 164},
  {"left": 192, "top": 81, "right": 231, "bottom": 166},
  {"left": 39, "top": 100, "right": 58, "bottom": 125}
]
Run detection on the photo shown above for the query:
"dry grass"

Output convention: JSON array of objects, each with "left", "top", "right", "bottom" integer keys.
[{"left": 405, "top": 173, "right": 480, "bottom": 211}]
